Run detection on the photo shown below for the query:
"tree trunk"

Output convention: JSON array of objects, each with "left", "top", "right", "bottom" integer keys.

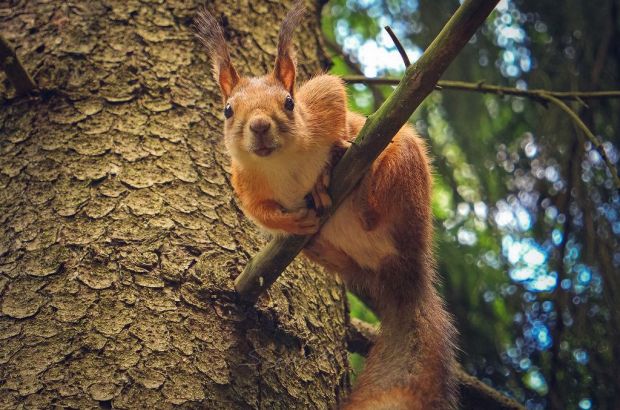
[{"left": 0, "top": 1, "right": 349, "bottom": 408}]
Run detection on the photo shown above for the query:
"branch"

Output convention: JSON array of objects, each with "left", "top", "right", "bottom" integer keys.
[
  {"left": 343, "top": 76, "right": 620, "bottom": 189},
  {"left": 343, "top": 75, "right": 620, "bottom": 101},
  {"left": 0, "top": 35, "right": 36, "bottom": 96},
  {"left": 234, "top": 0, "right": 500, "bottom": 302},
  {"left": 346, "top": 318, "right": 526, "bottom": 410}
]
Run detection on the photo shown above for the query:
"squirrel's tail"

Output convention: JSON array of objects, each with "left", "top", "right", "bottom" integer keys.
[
  {"left": 344, "top": 272, "right": 457, "bottom": 410},
  {"left": 337, "top": 123, "right": 456, "bottom": 408}
]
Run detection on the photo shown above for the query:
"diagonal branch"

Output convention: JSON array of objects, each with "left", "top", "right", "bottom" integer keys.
[
  {"left": 0, "top": 35, "right": 36, "bottom": 96},
  {"left": 234, "top": 0, "right": 500, "bottom": 302},
  {"left": 346, "top": 318, "right": 526, "bottom": 410}
]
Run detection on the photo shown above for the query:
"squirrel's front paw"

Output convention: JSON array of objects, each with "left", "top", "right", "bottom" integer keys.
[
  {"left": 310, "top": 168, "right": 332, "bottom": 216},
  {"left": 283, "top": 208, "right": 320, "bottom": 235}
]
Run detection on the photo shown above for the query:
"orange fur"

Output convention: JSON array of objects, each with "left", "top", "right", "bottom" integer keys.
[{"left": 197, "top": 3, "right": 456, "bottom": 409}]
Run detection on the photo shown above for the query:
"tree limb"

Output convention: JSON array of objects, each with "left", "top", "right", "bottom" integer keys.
[
  {"left": 0, "top": 35, "right": 36, "bottom": 96},
  {"left": 346, "top": 318, "right": 526, "bottom": 410},
  {"left": 234, "top": 0, "right": 500, "bottom": 302}
]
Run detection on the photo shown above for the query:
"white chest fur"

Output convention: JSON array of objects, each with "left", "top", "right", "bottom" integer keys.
[
  {"left": 254, "top": 144, "right": 397, "bottom": 272},
  {"left": 262, "top": 144, "right": 331, "bottom": 210}
]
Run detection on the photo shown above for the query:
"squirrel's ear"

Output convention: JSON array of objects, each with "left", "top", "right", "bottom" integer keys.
[
  {"left": 194, "top": 7, "right": 240, "bottom": 99},
  {"left": 274, "top": 52, "right": 296, "bottom": 94},
  {"left": 273, "top": 1, "right": 305, "bottom": 94},
  {"left": 215, "top": 61, "right": 239, "bottom": 100}
]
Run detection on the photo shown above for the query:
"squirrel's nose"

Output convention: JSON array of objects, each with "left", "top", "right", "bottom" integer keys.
[{"left": 249, "top": 118, "right": 271, "bottom": 135}]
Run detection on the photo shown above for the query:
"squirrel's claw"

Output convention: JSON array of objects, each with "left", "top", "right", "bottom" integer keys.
[
  {"left": 288, "top": 208, "right": 320, "bottom": 235},
  {"left": 311, "top": 168, "right": 332, "bottom": 216}
]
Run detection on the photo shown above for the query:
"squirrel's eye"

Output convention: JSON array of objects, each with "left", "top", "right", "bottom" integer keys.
[
  {"left": 224, "top": 103, "right": 233, "bottom": 119},
  {"left": 284, "top": 95, "right": 294, "bottom": 111}
]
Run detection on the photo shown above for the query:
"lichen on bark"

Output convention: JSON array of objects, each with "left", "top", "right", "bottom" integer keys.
[{"left": 0, "top": 1, "right": 348, "bottom": 408}]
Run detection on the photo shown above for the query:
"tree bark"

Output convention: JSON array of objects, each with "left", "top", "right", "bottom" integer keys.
[{"left": 0, "top": 1, "right": 348, "bottom": 409}]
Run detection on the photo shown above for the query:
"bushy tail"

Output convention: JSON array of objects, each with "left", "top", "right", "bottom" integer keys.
[
  {"left": 344, "top": 288, "right": 457, "bottom": 410},
  {"left": 338, "top": 118, "right": 455, "bottom": 408}
]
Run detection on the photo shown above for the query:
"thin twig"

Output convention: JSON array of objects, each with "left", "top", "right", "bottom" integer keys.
[
  {"left": 384, "top": 26, "right": 410, "bottom": 68},
  {"left": 0, "top": 35, "right": 36, "bottom": 96},
  {"left": 542, "top": 93, "right": 620, "bottom": 188},
  {"left": 343, "top": 75, "right": 620, "bottom": 101},
  {"left": 343, "top": 75, "right": 620, "bottom": 189}
]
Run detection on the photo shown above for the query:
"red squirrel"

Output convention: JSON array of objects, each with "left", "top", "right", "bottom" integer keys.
[{"left": 195, "top": 3, "right": 456, "bottom": 409}]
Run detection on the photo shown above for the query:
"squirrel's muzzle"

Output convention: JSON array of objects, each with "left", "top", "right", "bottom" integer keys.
[
  {"left": 249, "top": 116, "right": 277, "bottom": 157},
  {"left": 250, "top": 118, "right": 271, "bottom": 135}
]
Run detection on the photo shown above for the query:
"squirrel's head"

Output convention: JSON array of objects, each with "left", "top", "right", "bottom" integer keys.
[{"left": 194, "top": 2, "right": 307, "bottom": 162}]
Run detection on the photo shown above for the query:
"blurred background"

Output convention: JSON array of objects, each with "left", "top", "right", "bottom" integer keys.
[{"left": 321, "top": 0, "right": 620, "bottom": 409}]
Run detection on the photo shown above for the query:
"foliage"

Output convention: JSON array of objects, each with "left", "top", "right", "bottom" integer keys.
[{"left": 322, "top": 1, "right": 620, "bottom": 409}]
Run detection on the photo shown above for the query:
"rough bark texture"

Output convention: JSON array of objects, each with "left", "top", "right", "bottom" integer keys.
[
  {"left": 0, "top": 1, "right": 348, "bottom": 409},
  {"left": 0, "top": 34, "right": 37, "bottom": 96}
]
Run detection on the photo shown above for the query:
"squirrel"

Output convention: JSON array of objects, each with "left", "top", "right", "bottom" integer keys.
[{"left": 195, "top": 2, "right": 457, "bottom": 409}]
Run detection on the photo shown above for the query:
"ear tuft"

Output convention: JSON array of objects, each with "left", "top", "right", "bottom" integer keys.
[
  {"left": 273, "top": 1, "right": 306, "bottom": 93},
  {"left": 193, "top": 7, "right": 240, "bottom": 99}
]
